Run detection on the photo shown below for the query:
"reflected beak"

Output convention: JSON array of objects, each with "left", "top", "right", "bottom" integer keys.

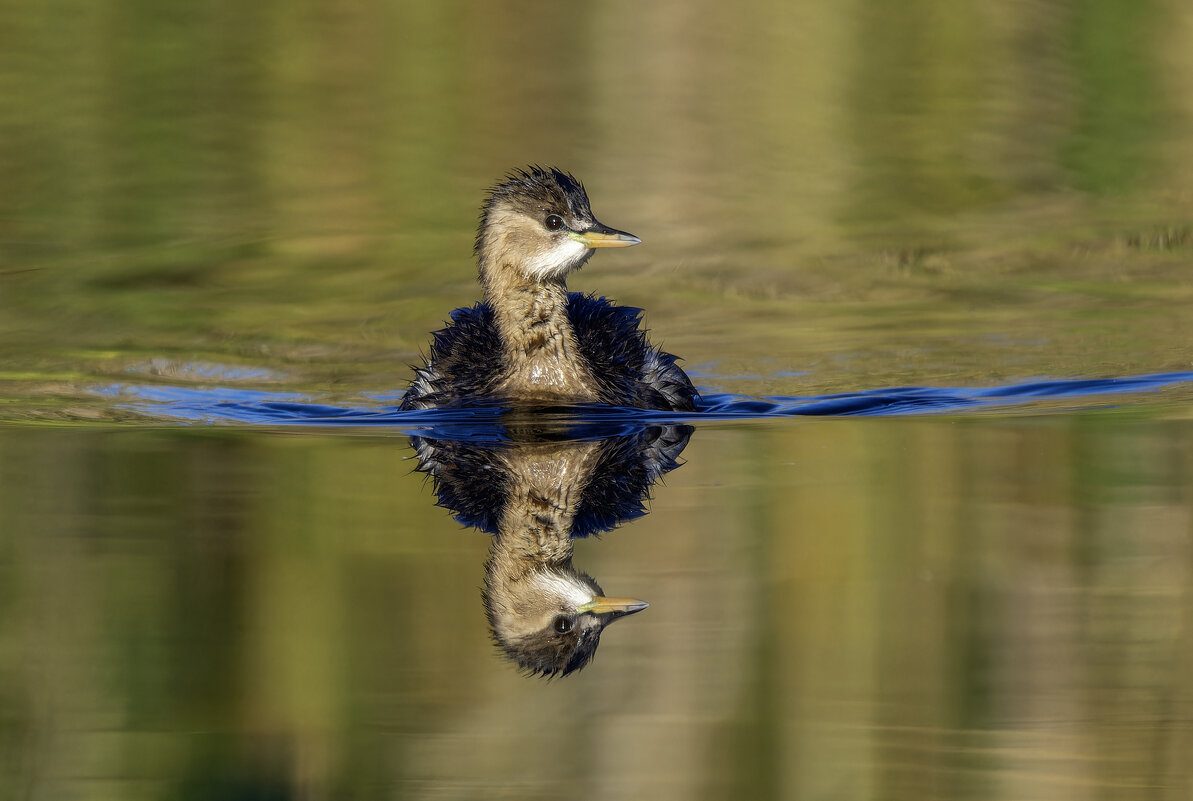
[
  {"left": 572, "top": 222, "right": 641, "bottom": 249},
  {"left": 578, "top": 596, "right": 649, "bottom": 620}
]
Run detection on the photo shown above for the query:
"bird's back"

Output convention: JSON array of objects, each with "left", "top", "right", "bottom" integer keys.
[
  {"left": 567, "top": 294, "right": 698, "bottom": 411},
  {"left": 400, "top": 302, "right": 503, "bottom": 409}
]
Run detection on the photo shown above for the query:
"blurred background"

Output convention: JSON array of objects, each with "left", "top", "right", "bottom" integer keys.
[
  {"left": 3, "top": 0, "right": 1193, "bottom": 409},
  {"left": 2, "top": 0, "right": 1193, "bottom": 799}
]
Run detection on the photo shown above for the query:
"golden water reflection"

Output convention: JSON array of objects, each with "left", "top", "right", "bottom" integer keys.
[{"left": 1, "top": 416, "right": 1190, "bottom": 798}]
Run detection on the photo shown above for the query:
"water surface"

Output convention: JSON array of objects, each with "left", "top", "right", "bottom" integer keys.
[
  {"left": 4, "top": 414, "right": 1192, "bottom": 799},
  {"left": 3, "top": 1, "right": 1193, "bottom": 799}
]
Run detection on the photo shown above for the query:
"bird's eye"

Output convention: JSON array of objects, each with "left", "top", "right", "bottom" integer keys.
[
  {"left": 553, "top": 615, "right": 573, "bottom": 634},
  {"left": 544, "top": 214, "right": 564, "bottom": 231}
]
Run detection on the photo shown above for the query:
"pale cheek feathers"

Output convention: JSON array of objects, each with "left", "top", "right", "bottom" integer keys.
[
  {"left": 522, "top": 237, "right": 590, "bottom": 280},
  {"left": 533, "top": 571, "right": 595, "bottom": 609},
  {"left": 480, "top": 208, "right": 594, "bottom": 281},
  {"left": 493, "top": 572, "right": 593, "bottom": 640}
]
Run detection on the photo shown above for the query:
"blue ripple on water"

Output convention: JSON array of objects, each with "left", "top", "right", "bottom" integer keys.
[{"left": 99, "top": 370, "right": 1193, "bottom": 431}]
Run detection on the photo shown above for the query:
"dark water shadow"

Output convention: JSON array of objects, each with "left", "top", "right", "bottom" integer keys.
[{"left": 102, "top": 370, "right": 1193, "bottom": 431}]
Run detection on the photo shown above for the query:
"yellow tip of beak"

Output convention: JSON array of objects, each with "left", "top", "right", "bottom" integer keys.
[
  {"left": 573, "top": 230, "right": 641, "bottom": 249},
  {"left": 577, "top": 596, "right": 650, "bottom": 615}
]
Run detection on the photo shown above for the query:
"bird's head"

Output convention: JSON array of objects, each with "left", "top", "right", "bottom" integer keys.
[
  {"left": 475, "top": 166, "right": 640, "bottom": 285},
  {"left": 483, "top": 564, "right": 647, "bottom": 677}
]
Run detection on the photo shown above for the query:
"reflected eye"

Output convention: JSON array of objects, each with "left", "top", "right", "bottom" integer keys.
[
  {"left": 553, "top": 615, "right": 573, "bottom": 634},
  {"left": 544, "top": 214, "right": 564, "bottom": 231}
]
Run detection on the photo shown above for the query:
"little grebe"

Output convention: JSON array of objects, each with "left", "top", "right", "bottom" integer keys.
[{"left": 400, "top": 167, "right": 697, "bottom": 411}]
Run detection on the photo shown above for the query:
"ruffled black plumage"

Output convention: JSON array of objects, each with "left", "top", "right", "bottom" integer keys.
[
  {"left": 401, "top": 302, "right": 504, "bottom": 409},
  {"left": 400, "top": 293, "right": 698, "bottom": 411},
  {"left": 412, "top": 423, "right": 692, "bottom": 539}
]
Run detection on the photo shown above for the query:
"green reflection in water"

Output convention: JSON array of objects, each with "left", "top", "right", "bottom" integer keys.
[
  {"left": 1062, "top": 0, "right": 1161, "bottom": 194},
  {"left": 1, "top": 417, "right": 1191, "bottom": 798},
  {"left": 2, "top": 0, "right": 1193, "bottom": 416}
]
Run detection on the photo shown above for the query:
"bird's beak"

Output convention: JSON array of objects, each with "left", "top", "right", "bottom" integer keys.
[
  {"left": 578, "top": 596, "right": 649, "bottom": 620},
  {"left": 572, "top": 221, "right": 641, "bottom": 249}
]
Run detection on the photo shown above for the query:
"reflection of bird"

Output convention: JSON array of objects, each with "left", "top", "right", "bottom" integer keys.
[
  {"left": 484, "top": 558, "right": 648, "bottom": 678},
  {"left": 481, "top": 440, "right": 648, "bottom": 677},
  {"left": 401, "top": 166, "right": 697, "bottom": 411},
  {"left": 412, "top": 424, "right": 692, "bottom": 677}
]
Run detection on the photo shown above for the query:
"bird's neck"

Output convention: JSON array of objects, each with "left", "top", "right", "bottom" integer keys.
[
  {"left": 481, "top": 264, "right": 597, "bottom": 401},
  {"left": 486, "top": 441, "right": 602, "bottom": 584}
]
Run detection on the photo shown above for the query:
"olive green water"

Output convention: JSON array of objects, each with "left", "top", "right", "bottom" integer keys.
[{"left": 3, "top": 1, "right": 1193, "bottom": 799}]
